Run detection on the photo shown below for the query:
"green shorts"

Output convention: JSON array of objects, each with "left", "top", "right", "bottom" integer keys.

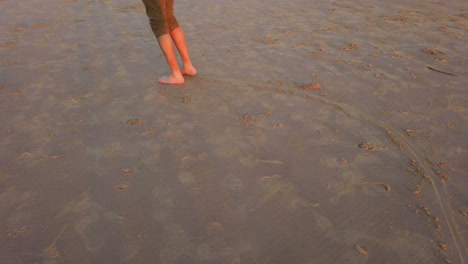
[{"left": 142, "top": 0, "right": 180, "bottom": 37}]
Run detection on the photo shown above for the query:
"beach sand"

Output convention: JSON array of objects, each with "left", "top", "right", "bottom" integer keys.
[{"left": 0, "top": 0, "right": 467, "bottom": 263}]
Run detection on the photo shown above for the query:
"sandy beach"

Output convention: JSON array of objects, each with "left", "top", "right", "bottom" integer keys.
[{"left": 1, "top": 0, "right": 467, "bottom": 263}]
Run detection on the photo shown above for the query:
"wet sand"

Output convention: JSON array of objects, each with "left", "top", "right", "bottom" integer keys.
[{"left": 1, "top": 0, "right": 467, "bottom": 263}]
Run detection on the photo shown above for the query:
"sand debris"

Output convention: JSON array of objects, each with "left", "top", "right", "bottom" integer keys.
[
  {"left": 404, "top": 129, "right": 415, "bottom": 137},
  {"left": 240, "top": 112, "right": 271, "bottom": 123},
  {"left": 459, "top": 209, "right": 468, "bottom": 216},
  {"left": 419, "top": 205, "right": 431, "bottom": 216},
  {"left": 127, "top": 119, "right": 144, "bottom": 126},
  {"left": 358, "top": 142, "right": 381, "bottom": 151},
  {"left": 305, "top": 83, "right": 321, "bottom": 90},
  {"left": 422, "top": 48, "right": 445, "bottom": 55},
  {"left": 340, "top": 43, "right": 360, "bottom": 51},
  {"left": 116, "top": 184, "right": 128, "bottom": 191},
  {"left": 180, "top": 97, "right": 189, "bottom": 103},
  {"left": 354, "top": 244, "right": 368, "bottom": 255},
  {"left": 295, "top": 83, "right": 322, "bottom": 91},
  {"left": 439, "top": 243, "right": 448, "bottom": 251}
]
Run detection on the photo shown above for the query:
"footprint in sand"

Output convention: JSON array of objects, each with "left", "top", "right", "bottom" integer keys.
[{"left": 362, "top": 182, "right": 392, "bottom": 197}]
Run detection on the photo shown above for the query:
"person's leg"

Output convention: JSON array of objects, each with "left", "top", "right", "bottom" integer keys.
[
  {"left": 156, "top": 34, "right": 184, "bottom": 84},
  {"left": 170, "top": 27, "right": 197, "bottom": 76},
  {"left": 142, "top": 0, "right": 185, "bottom": 84},
  {"left": 164, "top": 0, "right": 196, "bottom": 76}
]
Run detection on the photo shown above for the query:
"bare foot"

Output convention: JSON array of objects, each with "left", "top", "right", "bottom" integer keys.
[
  {"left": 158, "top": 74, "right": 185, "bottom": 85},
  {"left": 181, "top": 65, "right": 197, "bottom": 76}
]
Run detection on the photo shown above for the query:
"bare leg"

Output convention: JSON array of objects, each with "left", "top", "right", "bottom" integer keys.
[
  {"left": 170, "top": 27, "right": 197, "bottom": 76},
  {"left": 156, "top": 33, "right": 185, "bottom": 84}
]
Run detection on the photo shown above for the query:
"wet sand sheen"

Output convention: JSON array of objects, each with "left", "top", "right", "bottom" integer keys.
[{"left": 0, "top": 0, "right": 467, "bottom": 263}]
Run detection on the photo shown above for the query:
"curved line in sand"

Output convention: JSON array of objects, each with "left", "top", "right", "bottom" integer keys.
[{"left": 196, "top": 76, "right": 467, "bottom": 264}]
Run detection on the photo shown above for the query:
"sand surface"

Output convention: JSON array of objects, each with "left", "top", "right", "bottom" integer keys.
[{"left": 1, "top": 0, "right": 467, "bottom": 263}]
